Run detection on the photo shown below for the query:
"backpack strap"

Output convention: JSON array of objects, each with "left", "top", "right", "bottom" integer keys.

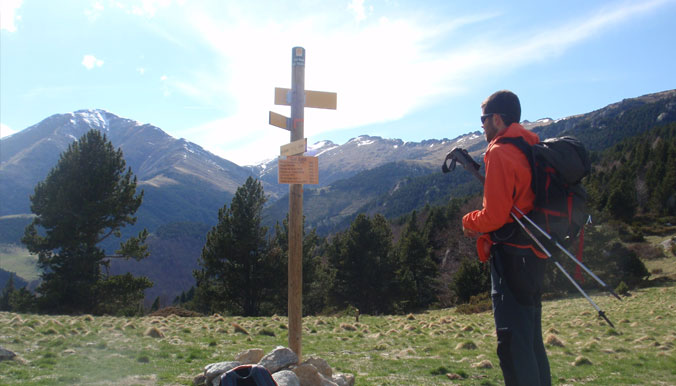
[
  {"left": 495, "top": 136, "right": 537, "bottom": 194},
  {"left": 489, "top": 136, "right": 538, "bottom": 247}
]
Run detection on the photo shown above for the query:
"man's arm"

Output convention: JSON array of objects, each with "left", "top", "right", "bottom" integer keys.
[{"left": 462, "top": 146, "right": 516, "bottom": 234}]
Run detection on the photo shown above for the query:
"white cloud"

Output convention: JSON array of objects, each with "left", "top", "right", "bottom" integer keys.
[
  {"left": 347, "top": 0, "right": 368, "bottom": 22},
  {"left": 137, "top": 67, "right": 146, "bottom": 75},
  {"left": 82, "top": 55, "right": 104, "bottom": 70},
  {"left": 84, "top": 1, "right": 105, "bottom": 21},
  {"left": 155, "top": 0, "right": 671, "bottom": 165},
  {"left": 1, "top": 123, "right": 17, "bottom": 138},
  {"left": 0, "top": 0, "right": 23, "bottom": 32},
  {"left": 111, "top": 0, "right": 179, "bottom": 18}
]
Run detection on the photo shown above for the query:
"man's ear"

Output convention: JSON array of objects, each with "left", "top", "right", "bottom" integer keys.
[{"left": 493, "top": 114, "right": 507, "bottom": 130}]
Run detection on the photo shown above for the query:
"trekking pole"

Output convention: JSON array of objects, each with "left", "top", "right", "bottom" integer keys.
[
  {"left": 510, "top": 205, "right": 621, "bottom": 301},
  {"left": 443, "top": 148, "right": 621, "bottom": 300},
  {"left": 508, "top": 211, "right": 615, "bottom": 328},
  {"left": 443, "top": 148, "right": 617, "bottom": 328}
]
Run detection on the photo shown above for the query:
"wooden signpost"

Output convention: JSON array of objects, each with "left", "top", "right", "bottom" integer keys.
[{"left": 269, "top": 47, "right": 336, "bottom": 359}]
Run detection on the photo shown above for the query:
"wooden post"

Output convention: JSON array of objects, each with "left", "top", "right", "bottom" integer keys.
[
  {"left": 270, "top": 46, "right": 335, "bottom": 360},
  {"left": 288, "top": 46, "right": 305, "bottom": 359}
]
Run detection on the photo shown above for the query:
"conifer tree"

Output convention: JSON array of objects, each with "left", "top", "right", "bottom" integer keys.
[
  {"left": 266, "top": 216, "right": 328, "bottom": 315},
  {"left": 328, "top": 214, "right": 397, "bottom": 314},
  {"left": 0, "top": 274, "right": 15, "bottom": 311},
  {"left": 396, "top": 211, "right": 439, "bottom": 310},
  {"left": 193, "top": 177, "right": 270, "bottom": 316},
  {"left": 22, "top": 129, "right": 151, "bottom": 314}
]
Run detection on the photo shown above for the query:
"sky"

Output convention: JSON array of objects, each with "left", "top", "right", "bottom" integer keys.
[{"left": 1, "top": 0, "right": 675, "bottom": 166}]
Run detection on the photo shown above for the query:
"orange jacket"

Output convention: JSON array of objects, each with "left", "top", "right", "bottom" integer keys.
[{"left": 462, "top": 123, "right": 546, "bottom": 260}]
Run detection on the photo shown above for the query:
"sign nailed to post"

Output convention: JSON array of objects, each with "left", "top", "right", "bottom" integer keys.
[
  {"left": 275, "top": 88, "right": 337, "bottom": 110},
  {"left": 278, "top": 155, "right": 318, "bottom": 185},
  {"left": 280, "top": 138, "right": 307, "bottom": 157}
]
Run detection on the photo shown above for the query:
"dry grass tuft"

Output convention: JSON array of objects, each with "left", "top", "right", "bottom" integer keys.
[
  {"left": 572, "top": 356, "right": 592, "bottom": 366},
  {"left": 472, "top": 359, "right": 493, "bottom": 369},
  {"left": 339, "top": 323, "right": 357, "bottom": 331},
  {"left": 399, "top": 348, "right": 416, "bottom": 356},
  {"left": 545, "top": 334, "right": 565, "bottom": 347},
  {"left": 231, "top": 322, "right": 249, "bottom": 335},
  {"left": 455, "top": 341, "right": 478, "bottom": 350},
  {"left": 144, "top": 326, "right": 164, "bottom": 338}
]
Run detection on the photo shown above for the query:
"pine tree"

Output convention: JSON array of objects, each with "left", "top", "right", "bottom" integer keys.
[
  {"left": 328, "top": 214, "right": 397, "bottom": 314},
  {"left": 266, "top": 216, "right": 328, "bottom": 315},
  {"left": 22, "top": 129, "right": 151, "bottom": 314},
  {"left": 0, "top": 274, "right": 15, "bottom": 311},
  {"left": 150, "top": 296, "right": 161, "bottom": 312},
  {"left": 193, "top": 177, "right": 271, "bottom": 316},
  {"left": 396, "top": 211, "right": 439, "bottom": 310}
]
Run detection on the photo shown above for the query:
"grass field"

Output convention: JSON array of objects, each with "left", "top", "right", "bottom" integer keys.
[
  {"left": 1, "top": 279, "right": 674, "bottom": 385},
  {"left": 0, "top": 244, "right": 39, "bottom": 282}
]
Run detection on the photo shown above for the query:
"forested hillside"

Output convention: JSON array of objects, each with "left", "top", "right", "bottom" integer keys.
[
  {"left": 534, "top": 89, "right": 676, "bottom": 149},
  {"left": 585, "top": 122, "right": 676, "bottom": 222}
]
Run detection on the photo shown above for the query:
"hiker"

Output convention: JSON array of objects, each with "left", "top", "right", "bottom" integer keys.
[{"left": 461, "top": 90, "right": 551, "bottom": 386}]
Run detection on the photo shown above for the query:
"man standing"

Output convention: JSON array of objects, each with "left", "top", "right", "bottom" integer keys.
[{"left": 462, "top": 90, "right": 551, "bottom": 386}]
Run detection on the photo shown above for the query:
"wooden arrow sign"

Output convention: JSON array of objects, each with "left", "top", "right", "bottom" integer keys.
[
  {"left": 281, "top": 138, "right": 307, "bottom": 156},
  {"left": 275, "top": 87, "right": 337, "bottom": 110},
  {"left": 269, "top": 111, "right": 291, "bottom": 131}
]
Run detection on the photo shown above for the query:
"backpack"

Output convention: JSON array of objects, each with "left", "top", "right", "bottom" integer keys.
[
  {"left": 496, "top": 136, "right": 591, "bottom": 247},
  {"left": 220, "top": 365, "right": 278, "bottom": 386}
]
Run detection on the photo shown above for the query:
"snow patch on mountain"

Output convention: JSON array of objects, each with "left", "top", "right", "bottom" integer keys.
[{"left": 74, "top": 109, "right": 111, "bottom": 131}]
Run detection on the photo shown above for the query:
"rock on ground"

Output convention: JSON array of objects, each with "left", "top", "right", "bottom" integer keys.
[
  {"left": 203, "top": 361, "right": 242, "bottom": 385},
  {"left": 235, "top": 348, "right": 265, "bottom": 364},
  {"left": 292, "top": 363, "right": 322, "bottom": 386},
  {"left": 0, "top": 347, "right": 16, "bottom": 361},
  {"left": 304, "top": 357, "right": 332, "bottom": 378},
  {"left": 273, "top": 370, "right": 301, "bottom": 386},
  {"left": 259, "top": 346, "right": 298, "bottom": 373}
]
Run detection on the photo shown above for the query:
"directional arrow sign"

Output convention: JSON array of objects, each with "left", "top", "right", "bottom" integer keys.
[
  {"left": 269, "top": 111, "right": 291, "bottom": 130},
  {"left": 275, "top": 87, "right": 337, "bottom": 110},
  {"left": 281, "top": 138, "right": 307, "bottom": 156}
]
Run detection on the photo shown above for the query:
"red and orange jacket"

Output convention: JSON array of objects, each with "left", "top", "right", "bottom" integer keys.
[{"left": 462, "top": 123, "right": 546, "bottom": 261}]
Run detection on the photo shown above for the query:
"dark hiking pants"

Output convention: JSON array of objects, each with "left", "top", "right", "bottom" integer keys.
[{"left": 491, "top": 244, "right": 551, "bottom": 386}]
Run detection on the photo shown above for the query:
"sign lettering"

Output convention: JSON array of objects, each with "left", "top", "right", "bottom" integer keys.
[{"left": 278, "top": 156, "right": 318, "bottom": 185}]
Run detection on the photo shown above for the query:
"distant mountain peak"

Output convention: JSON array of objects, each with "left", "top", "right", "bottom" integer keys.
[{"left": 70, "top": 109, "right": 114, "bottom": 131}]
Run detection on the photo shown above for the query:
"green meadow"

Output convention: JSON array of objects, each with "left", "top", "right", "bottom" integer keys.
[
  {"left": 0, "top": 245, "right": 39, "bottom": 282},
  {"left": 1, "top": 281, "right": 674, "bottom": 385}
]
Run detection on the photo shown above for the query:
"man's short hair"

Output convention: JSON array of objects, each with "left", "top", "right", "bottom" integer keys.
[{"left": 481, "top": 90, "right": 521, "bottom": 126}]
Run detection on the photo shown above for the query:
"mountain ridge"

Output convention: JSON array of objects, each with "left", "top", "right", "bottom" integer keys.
[{"left": 2, "top": 89, "right": 676, "bottom": 305}]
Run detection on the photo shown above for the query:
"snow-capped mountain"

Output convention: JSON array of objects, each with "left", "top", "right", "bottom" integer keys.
[
  {"left": 0, "top": 109, "right": 254, "bottom": 226},
  {"left": 254, "top": 132, "right": 487, "bottom": 190}
]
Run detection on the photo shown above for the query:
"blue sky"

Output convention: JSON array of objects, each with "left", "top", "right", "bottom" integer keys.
[{"left": 1, "top": 0, "right": 675, "bottom": 165}]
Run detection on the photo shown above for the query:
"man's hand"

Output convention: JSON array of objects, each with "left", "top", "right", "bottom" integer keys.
[{"left": 463, "top": 226, "right": 480, "bottom": 238}]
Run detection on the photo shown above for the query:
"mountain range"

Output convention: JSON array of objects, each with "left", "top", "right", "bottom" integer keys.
[{"left": 1, "top": 89, "right": 675, "bottom": 304}]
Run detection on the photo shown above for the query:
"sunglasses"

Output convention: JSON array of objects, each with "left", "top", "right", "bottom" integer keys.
[
  {"left": 481, "top": 113, "right": 506, "bottom": 124},
  {"left": 480, "top": 113, "right": 494, "bottom": 124}
]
